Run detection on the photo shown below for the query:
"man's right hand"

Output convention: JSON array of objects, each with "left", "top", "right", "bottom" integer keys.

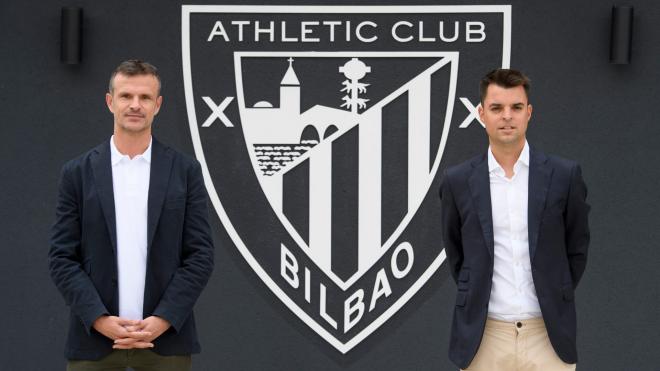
[{"left": 92, "top": 315, "right": 153, "bottom": 348}]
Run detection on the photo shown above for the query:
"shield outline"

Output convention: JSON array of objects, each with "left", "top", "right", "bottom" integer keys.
[
  {"left": 182, "top": 4, "right": 512, "bottom": 353},
  {"left": 235, "top": 51, "right": 457, "bottom": 289}
]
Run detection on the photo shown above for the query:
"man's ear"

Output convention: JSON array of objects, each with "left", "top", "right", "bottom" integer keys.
[
  {"left": 105, "top": 93, "right": 114, "bottom": 113},
  {"left": 527, "top": 103, "right": 533, "bottom": 120},
  {"left": 478, "top": 102, "right": 485, "bottom": 122},
  {"left": 154, "top": 96, "right": 163, "bottom": 116}
]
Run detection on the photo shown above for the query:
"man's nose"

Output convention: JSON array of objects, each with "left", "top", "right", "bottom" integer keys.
[
  {"left": 502, "top": 107, "right": 513, "bottom": 120},
  {"left": 129, "top": 96, "right": 140, "bottom": 109}
]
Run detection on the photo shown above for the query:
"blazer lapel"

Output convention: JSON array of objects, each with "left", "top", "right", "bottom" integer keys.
[
  {"left": 91, "top": 141, "right": 117, "bottom": 251},
  {"left": 147, "top": 138, "right": 173, "bottom": 251},
  {"left": 468, "top": 154, "right": 494, "bottom": 258},
  {"left": 528, "top": 147, "right": 553, "bottom": 261}
]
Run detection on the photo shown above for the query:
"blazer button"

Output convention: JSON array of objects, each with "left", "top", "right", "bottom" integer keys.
[{"left": 516, "top": 322, "right": 523, "bottom": 328}]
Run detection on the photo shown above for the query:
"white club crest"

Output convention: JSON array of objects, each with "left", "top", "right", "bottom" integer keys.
[{"left": 182, "top": 5, "right": 511, "bottom": 353}]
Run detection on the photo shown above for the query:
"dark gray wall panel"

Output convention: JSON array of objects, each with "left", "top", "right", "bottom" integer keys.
[{"left": 1, "top": 1, "right": 659, "bottom": 370}]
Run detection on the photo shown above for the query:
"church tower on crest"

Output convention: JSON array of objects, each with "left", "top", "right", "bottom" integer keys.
[{"left": 279, "top": 57, "right": 300, "bottom": 115}]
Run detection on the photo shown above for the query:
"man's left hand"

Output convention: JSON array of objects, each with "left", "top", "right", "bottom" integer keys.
[{"left": 113, "top": 316, "right": 171, "bottom": 350}]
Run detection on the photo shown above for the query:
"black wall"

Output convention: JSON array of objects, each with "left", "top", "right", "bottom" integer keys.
[{"left": 1, "top": 1, "right": 659, "bottom": 370}]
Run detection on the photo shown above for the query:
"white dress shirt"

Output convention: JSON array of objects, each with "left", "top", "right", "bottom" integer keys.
[
  {"left": 487, "top": 141, "right": 542, "bottom": 321},
  {"left": 110, "top": 136, "right": 151, "bottom": 320}
]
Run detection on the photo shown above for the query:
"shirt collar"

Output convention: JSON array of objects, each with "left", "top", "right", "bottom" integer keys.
[
  {"left": 488, "top": 140, "right": 530, "bottom": 173},
  {"left": 110, "top": 135, "right": 152, "bottom": 165}
]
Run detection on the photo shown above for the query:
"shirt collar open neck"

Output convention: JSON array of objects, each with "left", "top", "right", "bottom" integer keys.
[
  {"left": 110, "top": 135, "right": 152, "bottom": 165},
  {"left": 488, "top": 140, "right": 529, "bottom": 174}
]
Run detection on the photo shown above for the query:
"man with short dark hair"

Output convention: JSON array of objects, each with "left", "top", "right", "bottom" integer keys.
[
  {"left": 49, "top": 59, "right": 214, "bottom": 371},
  {"left": 440, "top": 69, "right": 590, "bottom": 371}
]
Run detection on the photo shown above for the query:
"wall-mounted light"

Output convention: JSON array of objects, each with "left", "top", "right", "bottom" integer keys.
[
  {"left": 61, "top": 6, "right": 83, "bottom": 64},
  {"left": 610, "top": 5, "right": 633, "bottom": 64}
]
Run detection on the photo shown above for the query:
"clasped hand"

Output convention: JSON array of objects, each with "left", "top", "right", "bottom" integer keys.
[{"left": 92, "top": 315, "right": 171, "bottom": 349}]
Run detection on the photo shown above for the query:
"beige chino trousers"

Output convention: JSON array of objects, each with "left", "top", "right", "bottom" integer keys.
[{"left": 462, "top": 318, "right": 576, "bottom": 371}]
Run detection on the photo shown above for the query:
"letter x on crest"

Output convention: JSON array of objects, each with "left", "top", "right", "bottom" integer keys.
[{"left": 202, "top": 96, "right": 235, "bottom": 127}]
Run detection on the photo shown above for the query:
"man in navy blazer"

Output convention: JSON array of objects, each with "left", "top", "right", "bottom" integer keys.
[
  {"left": 49, "top": 60, "right": 214, "bottom": 370},
  {"left": 440, "top": 69, "right": 589, "bottom": 370}
]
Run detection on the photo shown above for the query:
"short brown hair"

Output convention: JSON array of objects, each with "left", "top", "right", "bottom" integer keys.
[
  {"left": 479, "top": 69, "right": 530, "bottom": 104},
  {"left": 108, "top": 59, "right": 161, "bottom": 94}
]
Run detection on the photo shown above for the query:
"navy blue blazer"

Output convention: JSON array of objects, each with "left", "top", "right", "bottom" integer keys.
[
  {"left": 439, "top": 147, "right": 590, "bottom": 369},
  {"left": 49, "top": 138, "right": 214, "bottom": 361}
]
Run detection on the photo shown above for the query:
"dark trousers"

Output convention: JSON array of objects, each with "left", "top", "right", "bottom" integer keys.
[{"left": 67, "top": 350, "right": 191, "bottom": 371}]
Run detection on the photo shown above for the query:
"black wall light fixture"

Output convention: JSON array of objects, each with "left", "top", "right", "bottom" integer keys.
[
  {"left": 610, "top": 5, "right": 633, "bottom": 64},
  {"left": 61, "top": 6, "right": 83, "bottom": 64}
]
